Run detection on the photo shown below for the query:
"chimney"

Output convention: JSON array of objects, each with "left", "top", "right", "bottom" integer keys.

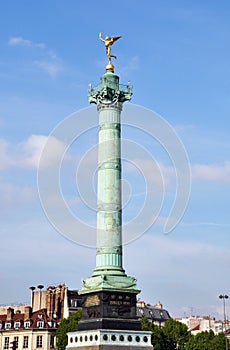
[
  {"left": 29, "top": 286, "right": 35, "bottom": 310},
  {"left": 154, "top": 301, "right": 163, "bottom": 309},
  {"left": 6, "top": 307, "right": 14, "bottom": 320},
  {"left": 24, "top": 306, "right": 32, "bottom": 320},
  {"left": 37, "top": 285, "right": 44, "bottom": 310}
]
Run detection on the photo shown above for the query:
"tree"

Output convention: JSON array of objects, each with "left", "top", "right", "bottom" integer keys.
[
  {"left": 210, "top": 332, "right": 228, "bottom": 350},
  {"left": 141, "top": 317, "right": 189, "bottom": 350},
  {"left": 56, "top": 310, "right": 82, "bottom": 350},
  {"left": 141, "top": 316, "right": 227, "bottom": 350},
  {"left": 162, "top": 318, "right": 191, "bottom": 350},
  {"left": 141, "top": 317, "right": 166, "bottom": 350},
  {"left": 185, "top": 330, "right": 226, "bottom": 350},
  {"left": 141, "top": 317, "right": 154, "bottom": 332}
]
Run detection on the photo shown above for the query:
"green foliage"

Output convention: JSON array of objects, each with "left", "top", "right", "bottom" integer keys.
[
  {"left": 162, "top": 318, "right": 191, "bottom": 350},
  {"left": 141, "top": 317, "right": 190, "bottom": 350},
  {"left": 56, "top": 310, "right": 82, "bottom": 350},
  {"left": 184, "top": 330, "right": 226, "bottom": 350},
  {"left": 152, "top": 325, "right": 167, "bottom": 350},
  {"left": 141, "top": 317, "right": 227, "bottom": 350},
  {"left": 141, "top": 317, "right": 154, "bottom": 332}
]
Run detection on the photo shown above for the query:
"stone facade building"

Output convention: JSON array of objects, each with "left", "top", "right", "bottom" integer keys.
[
  {"left": 137, "top": 300, "right": 171, "bottom": 327},
  {"left": 176, "top": 315, "right": 228, "bottom": 335},
  {"left": 0, "top": 284, "right": 82, "bottom": 350}
]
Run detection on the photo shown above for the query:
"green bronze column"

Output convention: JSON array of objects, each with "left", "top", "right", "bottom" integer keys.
[
  {"left": 80, "top": 65, "right": 139, "bottom": 294},
  {"left": 90, "top": 68, "right": 131, "bottom": 276}
]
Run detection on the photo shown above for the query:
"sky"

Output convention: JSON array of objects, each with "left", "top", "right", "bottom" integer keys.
[{"left": 0, "top": 0, "right": 230, "bottom": 320}]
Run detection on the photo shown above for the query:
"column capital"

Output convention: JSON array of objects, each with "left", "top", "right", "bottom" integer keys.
[
  {"left": 88, "top": 70, "right": 132, "bottom": 106},
  {"left": 88, "top": 85, "right": 132, "bottom": 106}
]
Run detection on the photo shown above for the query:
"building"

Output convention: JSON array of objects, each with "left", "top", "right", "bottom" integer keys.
[
  {"left": 176, "top": 315, "right": 228, "bottom": 335},
  {"left": 0, "top": 306, "right": 57, "bottom": 350},
  {"left": 28, "top": 284, "right": 82, "bottom": 319},
  {"left": 137, "top": 300, "right": 171, "bottom": 327},
  {"left": 0, "top": 284, "right": 83, "bottom": 350}
]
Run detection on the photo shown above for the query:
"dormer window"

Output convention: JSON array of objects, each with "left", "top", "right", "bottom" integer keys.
[
  {"left": 48, "top": 321, "right": 56, "bottom": 328},
  {"left": 37, "top": 321, "right": 44, "bottom": 328},
  {"left": 0, "top": 323, "right": 2, "bottom": 329},
  {"left": 5, "top": 323, "right": 11, "bottom": 330},
  {"left": 14, "top": 322, "right": 21, "bottom": 329},
  {"left": 24, "top": 321, "right": 30, "bottom": 329},
  {"left": 38, "top": 314, "right": 43, "bottom": 319}
]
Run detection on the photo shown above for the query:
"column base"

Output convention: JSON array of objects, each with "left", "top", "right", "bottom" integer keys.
[
  {"left": 67, "top": 329, "right": 153, "bottom": 350},
  {"left": 79, "top": 274, "right": 140, "bottom": 295}
]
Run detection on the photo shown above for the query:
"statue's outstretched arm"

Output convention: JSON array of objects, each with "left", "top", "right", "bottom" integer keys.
[{"left": 99, "top": 32, "right": 105, "bottom": 43}]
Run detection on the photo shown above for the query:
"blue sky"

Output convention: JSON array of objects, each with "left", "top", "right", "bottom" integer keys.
[{"left": 0, "top": 0, "right": 230, "bottom": 320}]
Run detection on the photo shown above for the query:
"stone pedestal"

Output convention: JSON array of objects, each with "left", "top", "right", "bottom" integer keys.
[
  {"left": 78, "top": 291, "right": 140, "bottom": 331},
  {"left": 67, "top": 329, "right": 153, "bottom": 350}
]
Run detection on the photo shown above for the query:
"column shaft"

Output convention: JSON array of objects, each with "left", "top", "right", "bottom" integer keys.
[{"left": 93, "top": 104, "right": 124, "bottom": 275}]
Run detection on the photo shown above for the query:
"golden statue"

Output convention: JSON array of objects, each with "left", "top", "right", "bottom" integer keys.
[{"left": 99, "top": 32, "right": 122, "bottom": 64}]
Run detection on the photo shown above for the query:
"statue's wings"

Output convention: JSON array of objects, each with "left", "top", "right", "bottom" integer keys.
[{"left": 111, "top": 36, "right": 122, "bottom": 44}]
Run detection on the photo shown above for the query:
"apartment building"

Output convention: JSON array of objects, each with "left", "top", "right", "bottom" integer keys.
[{"left": 0, "top": 284, "right": 82, "bottom": 350}]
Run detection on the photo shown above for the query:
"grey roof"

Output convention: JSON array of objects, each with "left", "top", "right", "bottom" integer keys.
[{"left": 137, "top": 306, "right": 171, "bottom": 322}]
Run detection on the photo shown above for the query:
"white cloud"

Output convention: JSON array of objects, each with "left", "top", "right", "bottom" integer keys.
[
  {"left": 17, "top": 135, "right": 49, "bottom": 168},
  {"left": 0, "top": 139, "right": 12, "bottom": 170},
  {"left": 34, "top": 60, "right": 62, "bottom": 77},
  {"left": 125, "top": 233, "right": 230, "bottom": 318},
  {"left": 192, "top": 162, "right": 230, "bottom": 183},
  {"left": 125, "top": 55, "right": 140, "bottom": 71},
  {"left": 8, "top": 36, "right": 45, "bottom": 49},
  {"left": 120, "top": 56, "right": 140, "bottom": 75},
  {"left": 154, "top": 215, "right": 178, "bottom": 227},
  {"left": 0, "top": 180, "right": 35, "bottom": 207},
  {"left": 0, "top": 135, "right": 68, "bottom": 170},
  {"left": 124, "top": 158, "right": 175, "bottom": 187},
  {"left": 8, "top": 36, "right": 62, "bottom": 76},
  {"left": 174, "top": 124, "right": 195, "bottom": 133},
  {"left": 125, "top": 157, "right": 230, "bottom": 185}
]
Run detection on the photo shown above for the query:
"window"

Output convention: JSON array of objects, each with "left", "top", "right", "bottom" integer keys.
[
  {"left": 4, "top": 337, "right": 9, "bottom": 349},
  {"left": 14, "top": 322, "right": 20, "bottom": 329},
  {"left": 71, "top": 299, "right": 81, "bottom": 307},
  {"left": 14, "top": 337, "right": 19, "bottom": 349},
  {"left": 36, "top": 336, "right": 42, "bottom": 348},
  {"left": 23, "top": 336, "right": 29, "bottom": 349},
  {"left": 50, "top": 335, "right": 55, "bottom": 349},
  {"left": 37, "top": 321, "right": 44, "bottom": 328},
  {"left": 24, "top": 321, "right": 30, "bottom": 328},
  {"left": 38, "top": 314, "right": 43, "bottom": 319},
  {"left": 5, "top": 323, "right": 11, "bottom": 329},
  {"left": 49, "top": 321, "right": 57, "bottom": 328}
]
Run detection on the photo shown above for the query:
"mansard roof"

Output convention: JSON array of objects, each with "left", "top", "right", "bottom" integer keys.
[
  {"left": 0, "top": 308, "right": 57, "bottom": 330},
  {"left": 137, "top": 305, "right": 171, "bottom": 322}
]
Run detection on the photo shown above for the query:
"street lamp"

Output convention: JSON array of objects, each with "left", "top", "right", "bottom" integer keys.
[
  {"left": 219, "top": 294, "right": 229, "bottom": 350},
  {"left": 219, "top": 294, "right": 229, "bottom": 331}
]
